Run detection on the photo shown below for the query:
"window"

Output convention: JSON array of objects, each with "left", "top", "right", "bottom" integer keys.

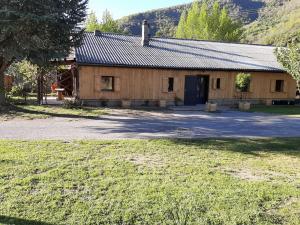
[
  {"left": 216, "top": 78, "right": 221, "bottom": 89},
  {"left": 168, "top": 77, "right": 174, "bottom": 92},
  {"left": 101, "top": 76, "right": 114, "bottom": 91},
  {"left": 275, "top": 80, "right": 284, "bottom": 92}
]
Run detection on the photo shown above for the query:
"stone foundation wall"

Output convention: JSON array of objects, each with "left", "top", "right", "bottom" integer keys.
[
  {"left": 81, "top": 98, "right": 295, "bottom": 108},
  {"left": 81, "top": 99, "right": 180, "bottom": 107}
]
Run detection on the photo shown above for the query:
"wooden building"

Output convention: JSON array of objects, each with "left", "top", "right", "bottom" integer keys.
[{"left": 74, "top": 21, "right": 296, "bottom": 107}]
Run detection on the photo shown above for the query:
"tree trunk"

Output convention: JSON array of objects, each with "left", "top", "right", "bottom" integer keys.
[
  {"left": 0, "top": 57, "right": 13, "bottom": 105},
  {"left": 0, "top": 70, "right": 5, "bottom": 105},
  {"left": 0, "top": 58, "right": 7, "bottom": 105}
]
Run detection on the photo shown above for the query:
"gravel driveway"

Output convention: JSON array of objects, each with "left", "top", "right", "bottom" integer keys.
[{"left": 1, "top": 110, "right": 300, "bottom": 140}]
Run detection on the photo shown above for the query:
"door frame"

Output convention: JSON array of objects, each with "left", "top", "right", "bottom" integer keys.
[{"left": 184, "top": 75, "right": 210, "bottom": 105}]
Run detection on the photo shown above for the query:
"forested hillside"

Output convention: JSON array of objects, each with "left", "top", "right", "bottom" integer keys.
[
  {"left": 118, "top": 0, "right": 265, "bottom": 37},
  {"left": 118, "top": 0, "right": 300, "bottom": 45},
  {"left": 242, "top": 0, "right": 300, "bottom": 45}
]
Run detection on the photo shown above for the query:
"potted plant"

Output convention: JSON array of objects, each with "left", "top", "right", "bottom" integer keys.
[
  {"left": 206, "top": 101, "right": 218, "bottom": 112},
  {"left": 122, "top": 99, "right": 131, "bottom": 108},
  {"left": 235, "top": 73, "right": 251, "bottom": 111}
]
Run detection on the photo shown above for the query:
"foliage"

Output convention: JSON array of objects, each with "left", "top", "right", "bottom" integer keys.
[
  {"left": 7, "top": 60, "right": 38, "bottom": 93},
  {"left": 235, "top": 73, "right": 251, "bottom": 92},
  {"left": 85, "top": 10, "right": 122, "bottom": 33},
  {"left": 0, "top": 0, "right": 88, "bottom": 104},
  {"left": 276, "top": 42, "right": 300, "bottom": 91},
  {"left": 0, "top": 139, "right": 299, "bottom": 224},
  {"left": 118, "top": 0, "right": 264, "bottom": 37},
  {"left": 85, "top": 11, "right": 101, "bottom": 32},
  {"left": 175, "top": 1, "right": 243, "bottom": 42},
  {"left": 242, "top": 0, "right": 300, "bottom": 45},
  {"left": 62, "top": 99, "right": 78, "bottom": 109},
  {"left": 155, "top": 15, "right": 177, "bottom": 37},
  {"left": 175, "top": 10, "right": 188, "bottom": 38}
]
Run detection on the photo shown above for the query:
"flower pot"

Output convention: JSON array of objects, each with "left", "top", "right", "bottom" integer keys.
[
  {"left": 206, "top": 103, "right": 218, "bottom": 112},
  {"left": 122, "top": 100, "right": 131, "bottom": 108},
  {"left": 239, "top": 102, "right": 251, "bottom": 111},
  {"left": 159, "top": 100, "right": 167, "bottom": 108}
]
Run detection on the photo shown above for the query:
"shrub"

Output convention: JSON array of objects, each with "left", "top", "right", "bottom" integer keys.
[
  {"left": 62, "top": 99, "right": 77, "bottom": 109},
  {"left": 235, "top": 73, "right": 251, "bottom": 92}
]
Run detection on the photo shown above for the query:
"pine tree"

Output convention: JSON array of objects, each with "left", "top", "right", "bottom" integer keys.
[{"left": 0, "top": 0, "right": 88, "bottom": 104}]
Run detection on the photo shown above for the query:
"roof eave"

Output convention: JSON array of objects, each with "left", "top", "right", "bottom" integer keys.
[{"left": 76, "top": 62, "right": 286, "bottom": 73}]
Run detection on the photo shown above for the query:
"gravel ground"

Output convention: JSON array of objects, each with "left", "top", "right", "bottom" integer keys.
[{"left": 1, "top": 110, "right": 300, "bottom": 140}]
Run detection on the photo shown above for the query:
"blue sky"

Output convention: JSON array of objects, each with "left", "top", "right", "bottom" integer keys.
[{"left": 88, "top": 0, "right": 193, "bottom": 19}]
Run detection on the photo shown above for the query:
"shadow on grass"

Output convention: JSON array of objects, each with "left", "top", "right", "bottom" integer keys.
[
  {"left": 0, "top": 216, "right": 55, "bottom": 225},
  {"left": 0, "top": 104, "right": 103, "bottom": 120},
  {"left": 169, "top": 138, "right": 300, "bottom": 157}
]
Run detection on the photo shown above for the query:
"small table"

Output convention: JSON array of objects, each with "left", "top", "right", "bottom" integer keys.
[{"left": 55, "top": 88, "right": 65, "bottom": 101}]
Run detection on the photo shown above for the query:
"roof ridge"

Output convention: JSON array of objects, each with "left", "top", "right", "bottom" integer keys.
[{"left": 85, "top": 31, "right": 276, "bottom": 48}]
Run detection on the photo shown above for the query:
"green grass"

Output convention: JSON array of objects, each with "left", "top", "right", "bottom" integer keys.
[
  {"left": 250, "top": 105, "right": 300, "bottom": 117},
  {"left": 0, "top": 98, "right": 107, "bottom": 121},
  {"left": 0, "top": 139, "right": 299, "bottom": 225}
]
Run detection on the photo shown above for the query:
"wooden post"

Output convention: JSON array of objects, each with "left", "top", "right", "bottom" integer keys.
[
  {"left": 37, "top": 73, "right": 41, "bottom": 105},
  {"left": 37, "top": 71, "right": 44, "bottom": 105}
]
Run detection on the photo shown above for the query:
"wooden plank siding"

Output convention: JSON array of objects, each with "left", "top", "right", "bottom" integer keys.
[{"left": 78, "top": 66, "right": 296, "bottom": 104}]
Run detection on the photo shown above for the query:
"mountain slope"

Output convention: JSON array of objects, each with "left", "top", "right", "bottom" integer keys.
[
  {"left": 118, "top": 0, "right": 300, "bottom": 45},
  {"left": 118, "top": 0, "right": 265, "bottom": 37},
  {"left": 242, "top": 0, "right": 300, "bottom": 45}
]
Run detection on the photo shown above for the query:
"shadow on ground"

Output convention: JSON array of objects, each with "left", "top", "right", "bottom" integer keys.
[
  {"left": 0, "top": 216, "right": 55, "bottom": 225},
  {"left": 0, "top": 104, "right": 102, "bottom": 120},
  {"left": 169, "top": 138, "right": 300, "bottom": 157}
]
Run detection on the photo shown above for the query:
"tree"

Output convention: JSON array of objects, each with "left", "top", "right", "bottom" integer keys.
[
  {"left": 85, "top": 9, "right": 122, "bottom": 33},
  {"left": 175, "top": 0, "right": 243, "bottom": 42},
  {"left": 101, "top": 9, "right": 121, "bottom": 33},
  {"left": 0, "top": 0, "right": 88, "bottom": 104},
  {"left": 175, "top": 10, "right": 188, "bottom": 38},
  {"left": 235, "top": 73, "right": 252, "bottom": 100},
  {"left": 156, "top": 14, "right": 177, "bottom": 38},
  {"left": 276, "top": 42, "right": 300, "bottom": 92},
  {"left": 85, "top": 11, "right": 101, "bottom": 32},
  {"left": 7, "top": 60, "right": 38, "bottom": 93},
  {"left": 185, "top": 1, "right": 201, "bottom": 39}
]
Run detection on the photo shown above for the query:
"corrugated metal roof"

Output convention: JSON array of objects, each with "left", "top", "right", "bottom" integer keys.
[{"left": 75, "top": 32, "right": 284, "bottom": 72}]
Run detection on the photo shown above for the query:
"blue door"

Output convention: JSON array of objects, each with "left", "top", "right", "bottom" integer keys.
[{"left": 184, "top": 76, "right": 209, "bottom": 105}]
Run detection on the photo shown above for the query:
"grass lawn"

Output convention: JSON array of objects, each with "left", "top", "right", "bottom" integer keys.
[
  {"left": 250, "top": 105, "right": 300, "bottom": 117},
  {"left": 0, "top": 139, "right": 299, "bottom": 225},
  {"left": 0, "top": 96, "right": 107, "bottom": 121}
]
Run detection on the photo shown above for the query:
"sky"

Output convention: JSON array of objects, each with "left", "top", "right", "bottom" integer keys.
[{"left": 88, "top": 0, "right": 193, "bottom": 20}]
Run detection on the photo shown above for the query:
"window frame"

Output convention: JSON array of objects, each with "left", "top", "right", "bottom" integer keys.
[
  {"left": 101, "top": 76, "right": 114, "bottom": 92},
  {"left": 168, "top": 77, "right": 174, "bottom": 93},
  {"left": 275, "top": 80, "right": 284, "bottom": 92},
  {"left": 216, "top": 78, "right": 221, "bottom": 90}
]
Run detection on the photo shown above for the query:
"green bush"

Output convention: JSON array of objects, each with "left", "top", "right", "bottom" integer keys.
[
  {"left": 10, "top": 86, "right": 25, "bottom": 97},
  {"left": 235, "top": 73, "right": 251, "bottom": 92},
  {"left": 62, "top": 99, "right": 78, "bottom": 109}
]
